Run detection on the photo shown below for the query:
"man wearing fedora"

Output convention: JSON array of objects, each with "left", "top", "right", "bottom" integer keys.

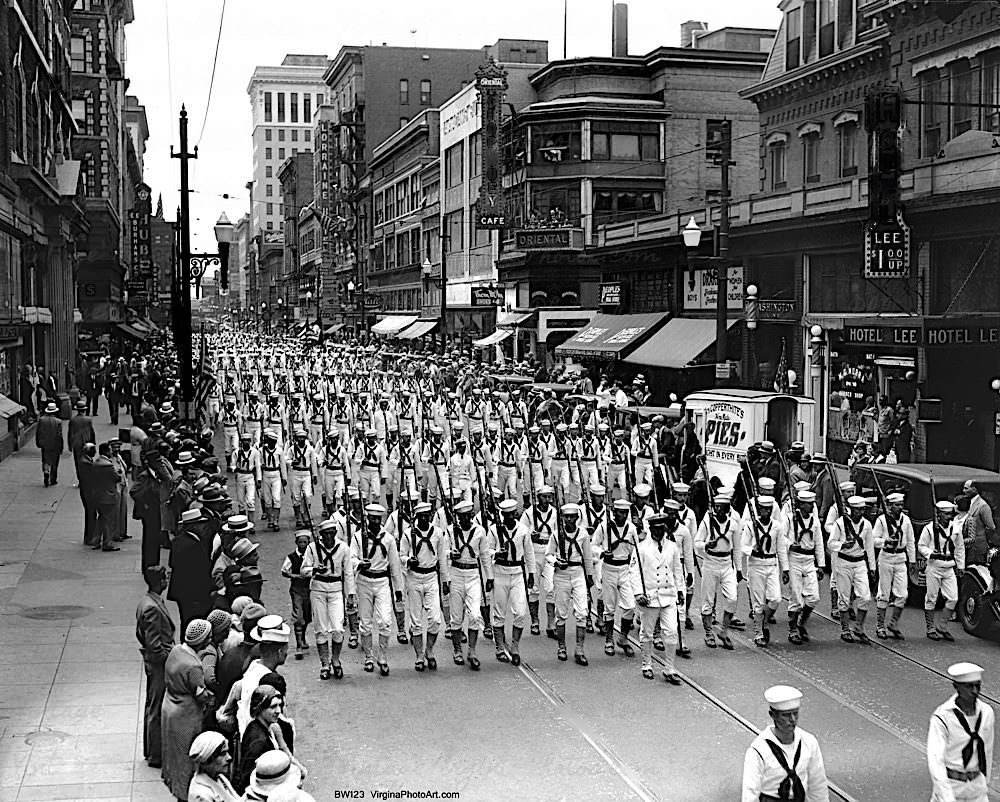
[
  {"left": 168, "top": 507, "right": 215, "bottom": 629},
  {"left": 91, "top": 442, "right": 122, "bottom": 551},
  {"left": 68, "top": 400, "right": 95, "bottom": 485},
  {"left": 35, "top": 400, "right": 64, "bottom": 487}
]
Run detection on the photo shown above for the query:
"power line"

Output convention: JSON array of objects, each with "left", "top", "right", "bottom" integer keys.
[
  {"left": 163, "top": 0, "right": 174, "bottom": 115},
  {"left": 196, "top": 0, "right": 227, "bottom": 147}
]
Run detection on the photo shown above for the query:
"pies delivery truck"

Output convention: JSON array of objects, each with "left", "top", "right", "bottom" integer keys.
[{"left": 683, "top": 389, "right": 816, "bottom": 490}]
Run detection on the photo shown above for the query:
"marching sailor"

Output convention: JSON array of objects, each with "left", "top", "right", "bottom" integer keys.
[
  {"left": 301, "top": 521, "right": 355, "bottom": 680},
  {"left": 918, "top": 500, "right": 966, "bottom": 642},
  {"left": 546, "top": 503, "right": 594, "bottom": 666},
  {"left": 631, "top": 512, "right": 684, "bottom": 684},
  {"left": 873, "top": 491, "right": 916, "bottom": 640},
  {"left": 592, "top": 497, "right": 638, "bottom": 657},
  {"left": 740, "top": 496, "right": 786, "bottom": 648},
  {"left": 486, "top": 498, "right": 536, "bottom": 666},
  {"left": 398, "top": 501, "right": 448, "bottom": 672},
  {"left": 781, "top": 489, "right": 825, "bottom": 645},
  {"left": 695, "top": 490, "right": 742, "bottom": 650},
  {"left": 233, "top": 432, "right": 261, "bottom": 519},
  {"left": 828, "top": 495, "right": 876, "bottom": 644}
]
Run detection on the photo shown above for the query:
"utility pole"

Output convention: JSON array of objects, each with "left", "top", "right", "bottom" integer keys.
[
  {"left": 439, "top": 232, "right": 448, "bottom": 354},
  {"left": 171, "top": 106, "right": 197, "bottom": 420},
  {"left": 715, "top": 118, "right": 732, "bottom": 386}
]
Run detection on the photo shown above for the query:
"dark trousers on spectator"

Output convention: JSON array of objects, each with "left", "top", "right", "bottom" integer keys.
[
  {"left": 42, "top": 450, "right": 60, "bottom": 486},
  {"left": 87, "top": 392, "right": 100, "bottom": 416},
  {"left": 96, "top": 502, "right": 117, "bottom": 548},
  {"left": 82, "top": 495, "right": 98, "bottom": 546},
  {"left": 107, "top": 391, "right": 119, "bottom": 424},
  {"left": 140, "top": 516, "right": 162, "bottom": 569},
  {"left": 142, "top": 659, "right": 166, "bottom": 765}
]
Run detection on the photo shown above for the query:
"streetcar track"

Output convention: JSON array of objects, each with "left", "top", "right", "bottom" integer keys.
[
  {"left": 516, "top": 656, "right": 661, "bottom": 802},
  {"left": 618, "top": 629, "right": 860, "bottom": 802}
]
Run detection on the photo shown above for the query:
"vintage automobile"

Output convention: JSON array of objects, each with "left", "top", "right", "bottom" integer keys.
[{"left": 851, "top": 463, "right": 1000, "bottom": 634}]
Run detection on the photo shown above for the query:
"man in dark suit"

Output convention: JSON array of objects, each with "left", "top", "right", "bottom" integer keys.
[
  {"left": 68, "top": 401, "right": 96, "bottom": 483},
  {"left": 35, "top": 401, "right": 64, "bottom": 487},
  {"left": 168, "top": 507, "right": 214, "bottom": 629},
  {"left": 78, "top": 443, "right": 98, "bottom": 546},
  {"left": 91, "top": 442, "right": 121, "bottom": 551},
  {"left": 135, "top": 565, "right": 175, "bottom": 769}
]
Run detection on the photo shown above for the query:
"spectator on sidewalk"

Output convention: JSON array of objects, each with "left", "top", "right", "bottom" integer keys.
[
  {"left": 132, "top": 455, "right": 164, "bottom": 569},
  {"left": 136, "top": 565, "right": 175, "bottom": 770},
  {"left": 79, "top": 443, "right": 98, "bottom": 547},
  {"left": 162, "top": 619, "right": 215, "bottom": 801},
  {"left": 87, "top": 358, "right": 103, "bottom": 416},
  {"left": 186, "top": 731, "right": 240, "bottom": 802},
  {"left": 236, "top": 687, "right": 284, "bottom": 794},
  {"left": 19, "top": 365, "right": 36, "bottom": 423},
  {"left": 35, "top": 401, "right": 63, "bottom": 487},
  {"left": 92, "top": 442, "right": 121, "bottom": 552},
  {"left": 68, "top": 401, "right": 96, "bottom": 483},
  {"left": 216, "top": 602, "right": 267, "bottom": 704},
  {"left": 169, "top": 508, "right": 215, "bottom": 630},
  {"left": 110, "top": 438, "right": 131, "bottom": 541}
]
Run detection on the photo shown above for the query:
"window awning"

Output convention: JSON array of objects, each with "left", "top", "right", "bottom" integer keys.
[
  {"left": 554, "top": 312, "right": 668, "bottom": 360},
  {"left": 324, "top": 323, "right": 345, "bottom": 335},
  {"left": 396, "top": 319, "right": 438, "bottom": 340},
  {"left": 0, "top": 394, "right": 26, "bottom": 419},
  {"left": 623, "top": 317, "right": 738, "bottom": 369},
  {"left": 116, "top": 323, "right": 148, "bottom": 341},
  {"left": 473, "top": 329, "right": 513, "bottom": 348},
  {"left": 371, "top": 314, "right": 419, "bottom": 336},
  {"left": 497, "top": 311, "right": 535, "bottom": 328}
]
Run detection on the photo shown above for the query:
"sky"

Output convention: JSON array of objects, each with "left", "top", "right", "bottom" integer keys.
[{"left": 125, "top": 0, "right": 781, "bottom": 250}]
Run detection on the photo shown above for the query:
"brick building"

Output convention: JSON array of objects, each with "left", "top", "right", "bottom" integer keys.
[{"left": 277, "top": 151, "right": 314, "bottom": 328}]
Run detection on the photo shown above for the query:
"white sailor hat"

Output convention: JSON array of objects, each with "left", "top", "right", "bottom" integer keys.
[
  {"left": 756, "top": 496, "right": 775, "bottom": 507},
  {"left": 430, "top": 425, "right": 443, "bottom": 435},
  {"left": 583, "top": 424, "right": 595, "bottom": 433},
  {"left": 499, "top": 499, "right": 518, "bottom": 513},
  {"left": 673, "top": 482, "right": 690, "bottom": 494},
  {"left": 364, "top": 428, "right": 376, "bottom": 437},
  {"left": 540, "top": 418, "right": 552, "bottom": 426},
  {"left": 454, "top": 500, "right": 475, "bottom": 514},
  {"left": 365, "top": 503, "right": 386, "bottom": 516},
  {"left": 633, "top": 483, "right": 651, "bottom": 498},
  {"left": 639, "top": 422, "right": 652, "bottom": 431},
  {"left": 847, "top": 495, "right": 866, "bottom": 508},
  {"left": 589, "top": 483, "right": 606, "bottom": 495},
  {"left": 539, "top": 485, "right": 555, "bottom": 495},
  {"left": 935, "top": 500, "right": 957, "bottom": 513},
  {"left": 613, "top": 428, "right": 625, "bottom": 436},
  {"left": 839, "top": 481, "right": 856, "bottom": 492},
  {"left": 598, "top": 422, "right": 610, "bottom": 431},
  {"left": 555, "top": 423, "right": 568, "bottom": 432},
  {"left": 561, "top": 503, "right": 580, "bottom": 516},
  {"left": 793, "top": 480, "right": 811, "bottom": 492},
  {"left": 410, "top": 501, "right": 431, "bottom": 515},
  {"left": 613, "top": 499, "right": 631, "bottom": 511},
  {"left": 528, "top": 425, "right": 540, "bottom": 434},
  {"left": 764, "top": 685, "right": 802, "bottom": 712},
  {"left": 664, "top": 499, "right": 682, "bottom": 512},
  {"left": 715, "top": 490, "right": 733, "bottom": 504},
  {"left": 797, "top": 490, "right": 817, "bottom": 503},
  {"left": 886, "top": 492, "right": 905, "bottom": 504},
  {"left": 947, "top": 662, "right": 984, "bottom": 684},
  {"left": 758, "top": 477, "right": 777, "bottom": 491},
  {"left": 346, "top": 487, "right": 361, "bottom": 500}
]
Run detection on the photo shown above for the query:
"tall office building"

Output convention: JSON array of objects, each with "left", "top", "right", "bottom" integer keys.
[{"left": 246, "top": 54, "right": 330, "bottom": 236}]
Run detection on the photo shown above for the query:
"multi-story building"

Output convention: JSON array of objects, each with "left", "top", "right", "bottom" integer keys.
[
  {"left": 226, "top": 213, "right": 248, "bottom": 318},
  {"left": 320, "top": 40, "right": 540, "bottom": 335},
  {"left": 1, "top": 0, "right": 89, "bottom": 422},
  {"left": 500, "top": 19, "right": 771, "bottom": 367},
  {"left": 277, "top": 152, "right": 314, "bottom": 328},
  {"left": 148, "top": 204, "right": 176, "bottom": 330},
  {"left": 124, "top": 95, "right": 147, "bottom": 178},
  {"left": 71, "top": 0, "right": 134, "bottom": 334},
  {"left": 247, "top": 54, "right": 329, "bottom": 235}
]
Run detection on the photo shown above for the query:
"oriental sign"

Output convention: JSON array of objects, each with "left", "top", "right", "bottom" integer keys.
[{"left": 514, "top": 228, "right": 584, "bottom": 251}]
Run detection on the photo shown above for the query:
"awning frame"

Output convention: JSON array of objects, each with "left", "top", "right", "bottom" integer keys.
[
  {"left": 473, "top": 329, "right": 513, "bottom": 348},
  {"left": 554, "top": 312, "right": 669, "bottom": 360}
]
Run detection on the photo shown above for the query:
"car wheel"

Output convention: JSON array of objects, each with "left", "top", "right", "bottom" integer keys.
[{"left": 959, "top": 573, "right": 992, "bottom": 638}]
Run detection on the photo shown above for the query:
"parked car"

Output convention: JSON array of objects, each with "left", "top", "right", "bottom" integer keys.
[{"left": 851, "top": 464, "right": 1000, "bottom": 630}]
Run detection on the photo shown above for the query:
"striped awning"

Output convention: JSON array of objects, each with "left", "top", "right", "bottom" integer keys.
[
  {"left": 396, "top": 319, "right": 438, "bottom": 340},
  {"left": 473, "top": 329, "right": 513, "bottom": 348},
  {"left": 371, "top": 314, "right": 419, "bottom": 336}
]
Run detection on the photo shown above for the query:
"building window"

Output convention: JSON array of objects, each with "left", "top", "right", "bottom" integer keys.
[
  {"left": 410, "top": 176, "right": 420, "bottom": 210},
  {"left": 265, "top": 128, "right": 272, "bottom": 141},
  {"left": 591, "top": 121, "right": 659, "bottom": 161},
  {"left": 819, "top": 0, "right": 835, "bottom": 57},
  {"left": 786, "top": 7, "right": 801, "bottom": 70},
  {"left": 384, "top": 185, "right": 395, "bottom": 220},
  {"left": 304, "top": 130, "right": 311, "bottom": 142},
  {"left": 72, "top": 97, "right": 87, "bottom": 131},
  {"left": 410, "top": 229, "right": 421, "bottom": 265},
  {"left": 469, "top": 132, "right": 482, "bottom": 177},
  {"left": 316, "top": 93, "right": 324, "bottom": 108},
  {"left": 266, "top": 184, "right": 273, "bottom": 197},
  {"left": 265, "top": 147, "right": 273, "bottom": 160},
  {"left": 836, "top": 118, "right": 858, "bottom": 177},
  {"left": 983, "top": 51, "right": 1000, "bottom": 133},
  {"left": 919, "top": 69, "right": 942, "bottom": 157},
  {"left": 290, "top": 92, "right": 298, "bottom": 123},
  {"left": 399, "top": 79, "right": 409, "bottom": 105},
  {"left": 400, "top": 117, "right": 409, "bottom": 128},
  {"left": 265, "top": 166, "right": 273, "bottom": 178},
  {"left": 385, "top": 236, "right": 396, "bottom": 269},
  {"left": 445, "top": 143, "right": 464, "bottom": 188},
  {"left": 71, "top": 35, "right": 86, "bottom": 71},
  {"left": 420, "top": 80, "right": 432, "bottom": 105},
  {"left": 266, "top": 203, "right": 273, "bottom": 215},
  {"left": 303, "top": 94, "right": 312, "bottom": 124},
  {"left": 951, "top": 59, "right": 974, "bottom": 138},
  {"left": 532, "top": 123, "right": 582, "bottom": 162},
  {"left": 472, "top": 218, "right": 490, "bottom": 247},
  {"left": 374, "top": 193, "right": 384, "bottom": 225},
  {"left": 397, "top": 231, "right": 410, "bottom": 265},
  {"left": 266, "top": 221, "right": 274, "bottom": 230},
  {"left": 277, "top": 93, "right": 285, "bottom": 122},
  {"left": 291, "top": 130, "right": 298, "bottom": 142},
  {"left": 396, "top": 180, "right": 408, "bottom": 217},
  {"left": 278, "top": 148, "right": 285, "bottom": 159},
  {"left": 768, "top": 137, "right": 787, "bottom": 189},
  {"left": 529, "top": 186, "right": 581, "bottom": 226},
  {"left": 264, "top": 92, "right": 272, "bottom": 122},
  {"left": 801, "top": 130, "right": 821, "bottom": 182},
  {"left": 592, "top": 188, "right": 662, "bottom": 224},
  {"left": 444, "top": 209, "right": 464, "bottom": 250},
  {"left": 278, "top": 129, "right": 285, "bottom": 142}
]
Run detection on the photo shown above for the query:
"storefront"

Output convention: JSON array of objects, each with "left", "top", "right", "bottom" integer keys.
[{"left": 508, "top": 308, "right": 597, "bottom": 368}]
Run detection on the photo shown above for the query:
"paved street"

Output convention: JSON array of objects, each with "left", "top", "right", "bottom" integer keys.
[{"left": 0, "top": 420, "right": 998, "bottom": 801}]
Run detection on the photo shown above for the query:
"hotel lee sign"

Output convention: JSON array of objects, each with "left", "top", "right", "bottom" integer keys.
[{"left": 842, "top": 319, "right": 1000, "bottom": 347}]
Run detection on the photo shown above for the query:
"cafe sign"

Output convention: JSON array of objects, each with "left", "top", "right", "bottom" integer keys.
[{"left": 864, "top": 210, "right": 911, "bottom": 279}]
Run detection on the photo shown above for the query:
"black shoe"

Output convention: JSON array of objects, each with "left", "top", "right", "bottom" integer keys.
[
  {"left": 684, "top": 619, "right": 694, "bottom": 631},
  {"left": 574, "top": 653, "right": 588, "bottom": 666},
  {"left": 378, "top": 662, "right": 390, "bottom": 676},
  {"left": 426, "top": 656, "right": 438, "bottom": 671},
  {"left": 676, "top": 645, "right": 692, "bottom": 659},
  {"left": 101, "top": 546, "right": 120, "bottom": 552},
  {"left": 510, "top": 653, "right": 521, "bottom": 667},
  {"left": 333, "top": 664, "right": 343, "bottom": 679},
  {"left": 468, "top": 655, "right": 481, "bottom": 671}
]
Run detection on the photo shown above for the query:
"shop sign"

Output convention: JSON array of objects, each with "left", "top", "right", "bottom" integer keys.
[
  {"left": 0, "top": 324, "right": 28, "bottom": 340},
  {"left": 547, "top": 318, "right": 593, "bottom": 330},
  {"left": 515, "top": 228, "right": 579, "bottom": 251},
  {"left": 475, "top": 196, "right": 506, "bottom": 230},
  {"left": 471, "top": 286, "right": 502, "bottom": 306},
  {"left": 363, "top": 294, "right": 381, "bottom": 310},
  {"left": 683, "top": 266, "right": 744, "bottom": 311},
  {"left": 703, "top": 402, "right": 746, "bottom": 464},
  {"left": 599, "top": 282, "right": 623, "bottom": 307},
  {"left": 924, "top": 319, "right": 1000, "bottom": 347},
  {"left": 843, "top": 325, "right": 920, "bottom": 346},
  {"left": 864, "top": 211, "right": 911, "bottom": 279},
  {"left": 757, "top": 299, "right": 796, "bottom": 320}
]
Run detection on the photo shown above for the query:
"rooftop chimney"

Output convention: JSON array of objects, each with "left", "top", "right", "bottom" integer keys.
[
  {"left": 612, "top": 2, "right": 629, "bottom": 58},
  {"left": 680, "top": 20, "right": 709, "bottom": 48}
]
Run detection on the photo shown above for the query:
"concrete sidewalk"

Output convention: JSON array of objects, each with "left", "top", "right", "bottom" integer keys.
[{"left": 0, "top": 419, "right": 164, "bottom": 801}]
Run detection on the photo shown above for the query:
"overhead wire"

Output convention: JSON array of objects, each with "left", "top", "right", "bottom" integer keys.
[
  {"left": 196, "top": 0, "right": 227, "bottom": 148},
  {"left": 162, "top": 0, "right": 174, "bottom": 115}
]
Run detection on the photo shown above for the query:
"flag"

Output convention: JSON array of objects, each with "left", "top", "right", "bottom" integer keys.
[
  {"left": 194, "top": 330, "right": 216, "bottom": 425},
  {"left": 773, "top": 338, "right": 790, "bottom": 393}
]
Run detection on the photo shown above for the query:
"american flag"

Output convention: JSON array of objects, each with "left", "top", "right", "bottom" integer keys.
[
  {"left": 773, "top": 338, "right": 790, "bottom": 393},
  {"left": 194, "top": 330, "right": 216, "bottom": 425}
]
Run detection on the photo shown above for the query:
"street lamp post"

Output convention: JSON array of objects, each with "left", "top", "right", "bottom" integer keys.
[
  {"left": 261, "top": 302, "right": 268, "bottom": 334},
  {"left": 306, "top": 290, "right": 313, "bottom": 335},
  {"left": 991, "top": 378, "right": 1000, "bottom": 473},
  {"left": 683, "top": 216, "right": 731, "bottom": 387},
  {"left": 810, "top": 324, "right": 827, "bottom": 455}
]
